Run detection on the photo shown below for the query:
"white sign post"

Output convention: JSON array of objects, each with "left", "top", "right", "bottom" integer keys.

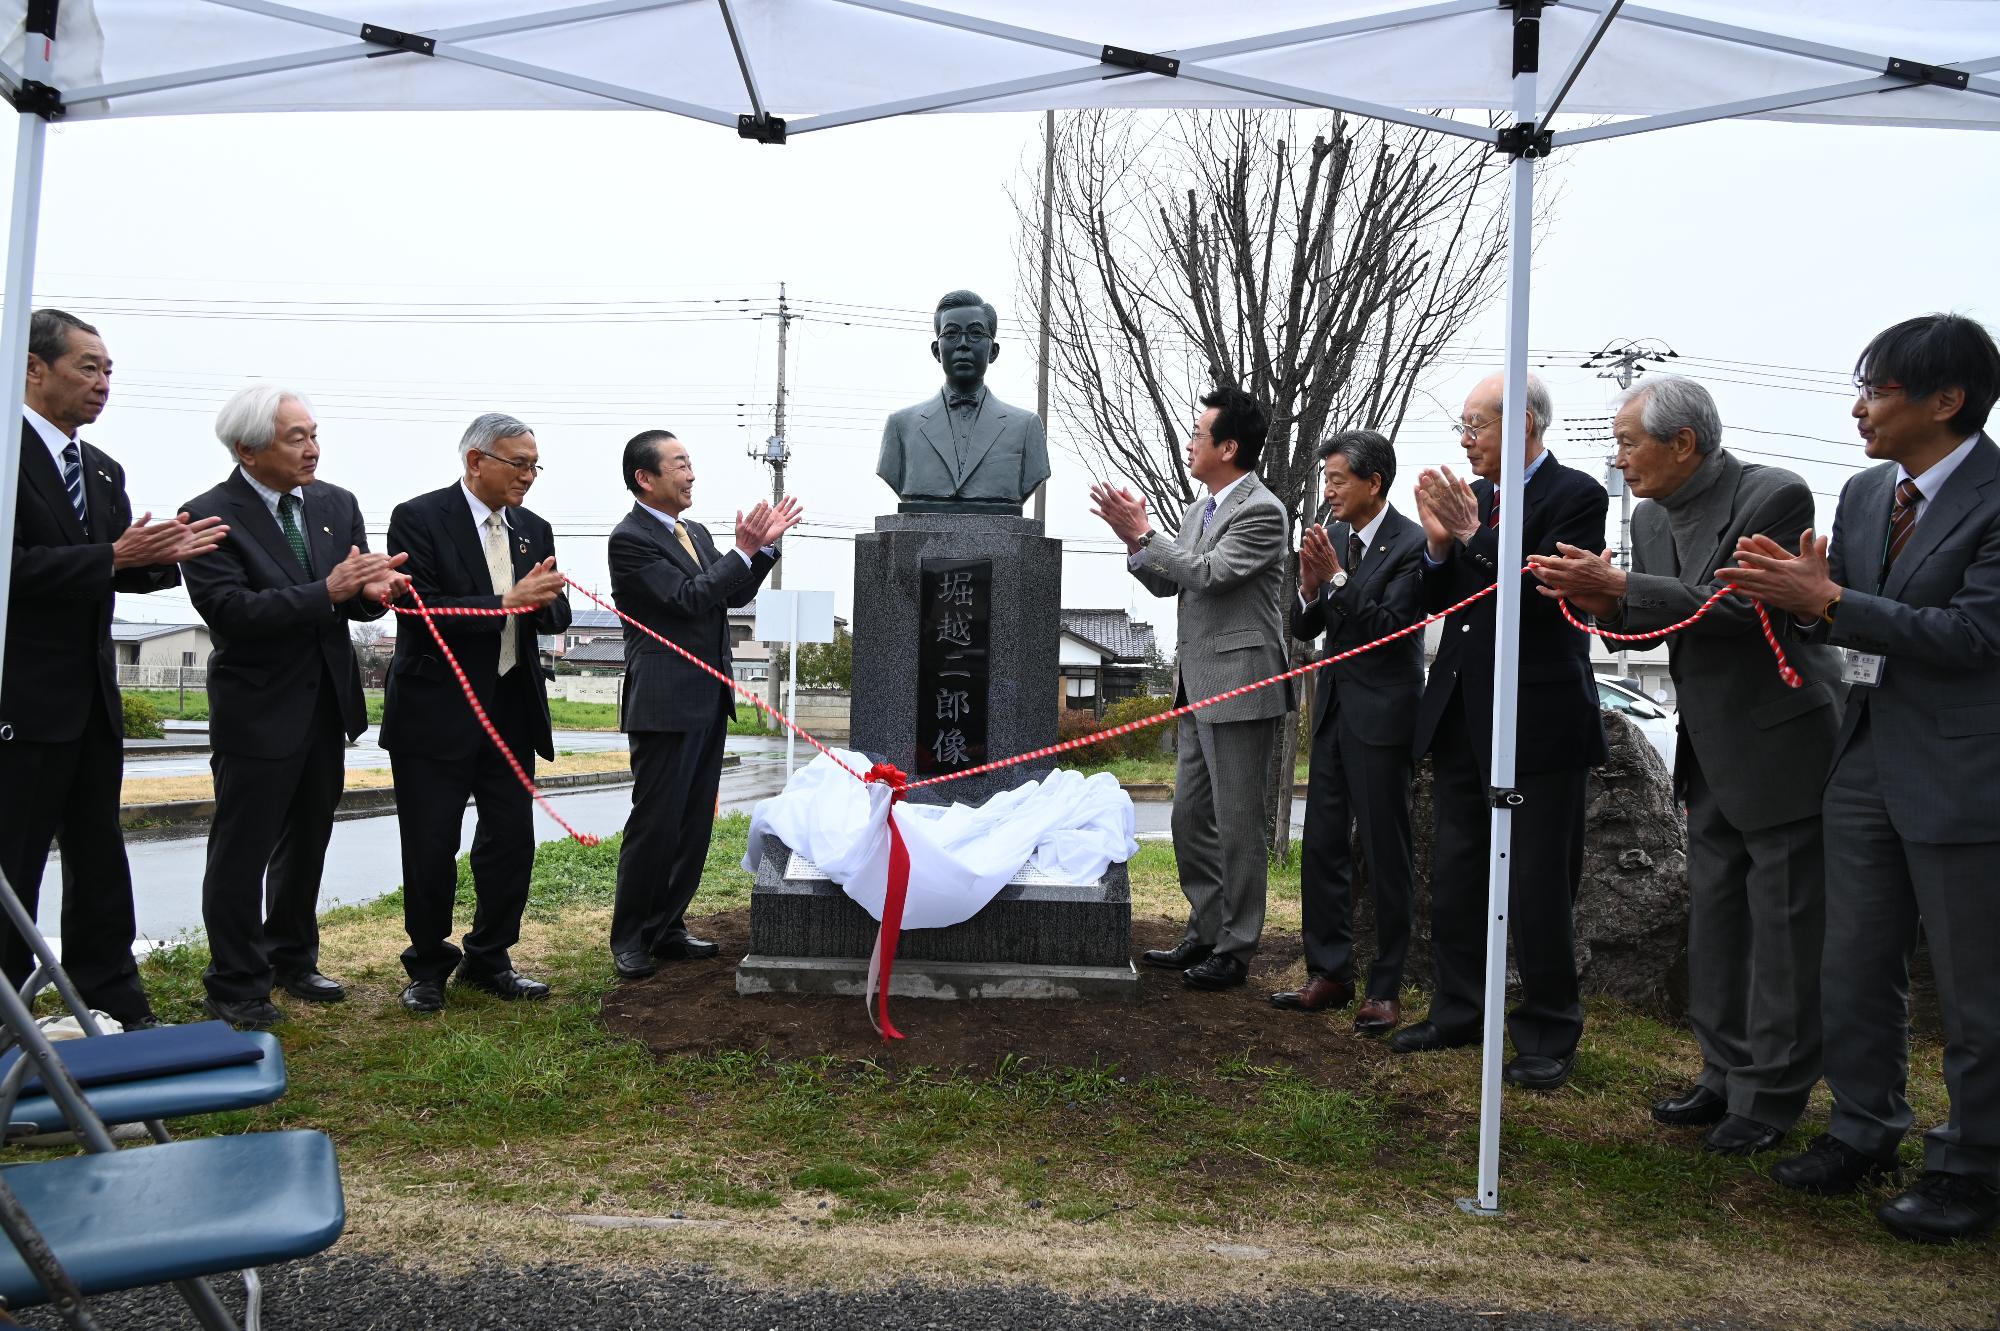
[{"left": 754, "top": 590, "right": 837, "bottom": 779}]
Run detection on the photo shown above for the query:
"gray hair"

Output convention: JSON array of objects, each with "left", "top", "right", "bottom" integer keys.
[
  {"left": 459, "top": 412, "right": 533, "bottom": 464},
  {"left": 1524, "top": 373, "right": 1554, "bottom": 440},
  {"left": 1317, "top": 428, "right": 1398, "bottom": 492},
  {"left": 214, "top": 383, "right": 313, "bottom": 458},
  {"left": 1617, "top": 376, "right": 1721, "bottom": 456},
  {"left": 28, "top": 309, "right": 98, "bottom": 365}
]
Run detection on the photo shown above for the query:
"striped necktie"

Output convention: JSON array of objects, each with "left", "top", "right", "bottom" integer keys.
[
  {"left": 60, "top": 441, "right": 88, "bottom": 527},
  {"left": 1886, "top": 477, "right": 1922, "bottom": 568},
  {"left": 277, "top": 493, "right": 311, "bottom": 574}
]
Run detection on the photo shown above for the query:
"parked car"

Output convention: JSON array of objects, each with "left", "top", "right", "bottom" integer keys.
[{"left": 1597, "top": 676, "right": 1676, "bottom": 773}]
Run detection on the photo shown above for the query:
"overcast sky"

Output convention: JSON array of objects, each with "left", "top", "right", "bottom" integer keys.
[{"left": 5, "top": 107, "right": 1994, "bottom": 650}]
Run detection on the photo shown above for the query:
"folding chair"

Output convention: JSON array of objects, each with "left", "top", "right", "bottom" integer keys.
[{"left": 0, "top": 870, "right": 343, "bottom": 1330}]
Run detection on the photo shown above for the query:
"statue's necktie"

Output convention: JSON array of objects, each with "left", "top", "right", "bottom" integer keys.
[
  {"left": 1886, "top": 477, "right": 1922, "bottom": 569},
  {"left": 277, "top": 493, "right": 311, "bottom": 575},
  {"left": 60, "top": 441, "right": 88, "bottom": 527},
  {"left": 485, "top": 512, "right": 518, "bottom": 677}
]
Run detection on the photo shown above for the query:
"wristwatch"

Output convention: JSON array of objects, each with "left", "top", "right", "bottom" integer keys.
[{"left": 1330, "top": 570, "right": 1349, "bottom": 589}]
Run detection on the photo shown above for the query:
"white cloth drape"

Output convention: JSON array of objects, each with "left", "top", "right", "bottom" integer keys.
[{"left": 743, "top": 749, "right": 1138, "bottom": 930}]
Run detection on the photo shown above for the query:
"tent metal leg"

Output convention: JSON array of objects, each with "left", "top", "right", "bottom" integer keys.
[{"left": 0, "top": 102, "right": 49, "bottom": 704}]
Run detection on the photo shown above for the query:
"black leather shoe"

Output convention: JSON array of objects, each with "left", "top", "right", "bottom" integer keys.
[
  {"left": 202, "top": 995, "right": 283, "bottom": 1031},
  {"left": 275, "top": 970, "right": 347, "bottom": 1003},
  {"left": 1771, "top": 1133, "right": 1899, "bottom": 1196},
  {"left": 1182, "top": 953, "right": 1248, "bottom": 990},
  {"left": 1504, "top": 1052, "right": 1577, "bottom": 1091},
  {"left": 1142, "top": 939, "right": 1213, "bottom": 970},
  {"left": 119, "top": 1011, "right": 163, "bottom": 1031},
  {"left": 1704, "top": 1114, "right": 1784, "bottom": 1156},
  {"left": 1875, "top": 1170, "right": 2000, "bottom": 1244},
  {"left": 614, "top": 950, "right": 660, "bottom": 980},
  {"left": 652, "top": 936, "right": 720, "bottom": 961},
  {"left": 1268, "top": 976, "right": 1353, "bottom": 1012},
  {"left": 400, "top": 979, "right": 445, "bottom": 1015},
  {"left": 1652, "top": 1084, "right": 1727, "bottom": 1126},
  {"left": 1387, "top": 1020, "right": 1477, "bottom": 1055},
  {"left": 455, "top": 967, "right": 551, "bottom": 1001}
]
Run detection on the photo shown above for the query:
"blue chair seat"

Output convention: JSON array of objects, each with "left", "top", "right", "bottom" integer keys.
[
  {"left": 8, "top": 1032, "right": 286, "bottom": 1134},
  {"left": 0, "top": 1131, "right": 345, "bottom": 1308}
]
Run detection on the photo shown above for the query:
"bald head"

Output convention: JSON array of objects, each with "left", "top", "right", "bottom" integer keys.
[{"left": 1458, "top": 372, "right": 1553, "bottom": 483}]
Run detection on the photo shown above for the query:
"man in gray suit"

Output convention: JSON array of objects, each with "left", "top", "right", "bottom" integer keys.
[
  {"left": 876, "top": 290, "right": 1052, "bottom": 509},
  {"left": 1532, "top": 377, "right": 1843, "bottom": 1156},
  {"left": 1092, "top": 386, "right": 1289, "bottom": 991},
  {"left": 1731, "top": 313, "right": 2000, "bottom": 1243},
  {"left": 607, "top": 430, "right": 801, "bottom": 980}
]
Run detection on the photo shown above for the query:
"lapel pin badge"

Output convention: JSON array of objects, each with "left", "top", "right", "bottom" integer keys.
[
  {"left": 321, "top": 525, "right": 332, "bottom": 534},
  {"left": 518, "top": 539, "right": 530, "bottom": 555},
  {"left": 96, "top": 469, "right": 112, "bottom": 482}
]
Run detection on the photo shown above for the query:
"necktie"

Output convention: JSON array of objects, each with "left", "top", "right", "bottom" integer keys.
[
  {"left": 675, "top": 521, "right": 703, "bottom": 568},
  {"left": 277, "top": 493, "right": 312, "bottom": 575},
  {"left": 1347, "top": 532, "right": 1364, "bottom": 574},
  {"left": 1201, "top": 495, "right": 1218, "bottom": 534},
  {"left": 1487, "top": 496, "right": 1499, "bottom": 530},
  {"left": 1886, "top": 477, "right": 1922, "bottom": 569},
  {"left": 946, "top": 393, "right": 980, "bottom": 410},
  {"left": 484, "top": 512, "right": 519, "bottom": 677},
  {"left": 60, "top": 441, "right": 88, "bottom": 527}
]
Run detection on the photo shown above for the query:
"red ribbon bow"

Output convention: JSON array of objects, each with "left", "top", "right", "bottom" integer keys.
[{"left": 862, "top": 763, "right": 912, "bottom": 1041}]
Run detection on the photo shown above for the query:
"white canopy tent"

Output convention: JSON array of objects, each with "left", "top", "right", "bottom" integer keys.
[{"left": 2, "top": 0, "right": 1996, "bottom": 1215}]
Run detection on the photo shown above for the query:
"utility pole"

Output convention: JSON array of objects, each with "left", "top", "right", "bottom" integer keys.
[
  {"left": 1581, "top": 339, "right": 1676, "bottom": 680},
  {"left": 1033, "top": 109, "right": 1054, "bottom": 526},
  {"left": 754, "top": 282, "right": 795, "bottom": 722}
]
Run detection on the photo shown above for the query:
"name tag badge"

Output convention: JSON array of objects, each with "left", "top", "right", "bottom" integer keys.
[{"left": 1839, "top": 649, "right": 1885, "bottom": 687}]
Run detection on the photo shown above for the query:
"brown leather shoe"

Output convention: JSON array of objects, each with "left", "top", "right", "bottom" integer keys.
[
  {"left": 1268, "top": 976, "right": 1354, "bottom": 1012},
  {"left": 1353, "top": 997, "right": 1401, "bottom": 1035}
]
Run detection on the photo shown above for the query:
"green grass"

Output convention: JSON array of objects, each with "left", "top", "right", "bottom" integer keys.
[
  {"left": 1074, "top": 753, "right": 1310, "bottom": 786},
  {"left": 120, "top": 821, "right": 1992, "bottom": 1324}
]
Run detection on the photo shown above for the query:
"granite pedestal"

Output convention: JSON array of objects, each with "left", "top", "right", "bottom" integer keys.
[{"left": 737, "top": 837, "right": 1138, "bottom": 1001}]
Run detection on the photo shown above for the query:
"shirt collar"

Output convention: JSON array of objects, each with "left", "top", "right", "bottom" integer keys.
[
  {"left": 462, "top": 481, "right": 510, "bottom": 531},
  {"left": 636, "top": 500, "right": 683, "bottom": 532},
  {"left": 1206, "top": 471, "right": 1251, "bottom": 512},
  {"left": 1351, "top": 503, "right": 1390, "bottom": 552},
  {"left": 1522, "top": 448, "right": 1550, "bottom": 484},
  {"left": 237, "top": 464, "right": 305, "bottom": 519},
  {"left": 1899, "top": 433, "right": 1980, "bottom": 500},
  {"left": 22, "top": 405, "right": 72, "bottom": 467}
]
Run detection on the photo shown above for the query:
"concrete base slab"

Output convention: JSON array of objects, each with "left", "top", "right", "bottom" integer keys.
[{"left": 736, "top": 953, "right": 1140, "bottom": 1001}]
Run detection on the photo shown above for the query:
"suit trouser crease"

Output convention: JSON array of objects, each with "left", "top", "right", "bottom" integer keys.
[
  {"left": 392, "top": 674, "right": 537, "bottom": 983},
  {"left": 1300, "top": 705, "right": 1416, "bottom": 998},
  {"left": 1682, "top": 748, "right": 1825, "bottom": 1130},
  {"left": 201, "top": 685, "right": 347, "bottom": 1002},
  {"left": 1426, "top": 690, "right": 1585, "bottom": 1059},
  {"left": 1822, "top": 714, "right": 2000, "bottom": 1182},
  {"left": 1172, "top": 714, "right": 1277, "bottom": 962},
  {"left": 610, "top": 714, "right": 728, "bottom": 957},
  {"left": 0, "top": 703, "right": 148, "bottom": 1022}
]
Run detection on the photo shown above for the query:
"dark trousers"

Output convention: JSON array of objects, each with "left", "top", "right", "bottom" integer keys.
[
  {"left": 1823, "top": 715, "right": 2000, "bottom": 1183},
  {"left": 0, "top": 703, "right": 149, "bottom": 1024},
  {"left": 201, "top": 684, "right": 347, "bottom": 1004},
  {"left": 609, "top": 713, "right": 728, "bottom": 957},
  {"left": 391, "top": 675, "right": 537, "bottom": 984},
  {"left": 1683, "top": 747, "right": 1825, "bottom": 1131},
  {"left": 1426, "top": 690, "right": 1586, "bottom": 1059},
  {"left": 1299, "top": 705, "right": 1416, "bottom": 998}
]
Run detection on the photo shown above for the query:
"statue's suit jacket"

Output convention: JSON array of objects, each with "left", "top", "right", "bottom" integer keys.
[
  {"left": 1804, "top": 433, "right": 2000, "bottom": 844},
  {"left": 1129, "top": 471, "right": 1292, "bottom": 723},
  {"left": 876, "top": 389, "right": 1051, "bottom": 504},
  {"left": 1610, "top": 450, "right": 1844, "bottom": 831}
]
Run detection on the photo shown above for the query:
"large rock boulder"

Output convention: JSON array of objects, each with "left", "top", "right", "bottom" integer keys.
[{"left": 1352, "top": 708, "right": 1690, "bottom": 1016}]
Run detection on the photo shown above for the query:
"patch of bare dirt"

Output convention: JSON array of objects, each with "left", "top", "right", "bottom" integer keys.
[{"left": 601, "top": 912, "right": 1386, "bottom": 1086}]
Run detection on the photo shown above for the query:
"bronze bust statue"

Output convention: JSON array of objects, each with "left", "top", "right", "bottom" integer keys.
[{"left": 876, "top": 290, "right": 1052, "bottom": 511}]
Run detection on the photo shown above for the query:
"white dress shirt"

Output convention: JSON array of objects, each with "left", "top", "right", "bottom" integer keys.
[
  {"left": 1900, "top": 433, "right": 1981, "bottom": 524},
  {"left": 238, "top": 465, "right": 305, "bottom": 520},
  {"left": 22, "top": 404, "right": 74, "bottom": 468},
  {"left": 1301, "top": 503, "right": 1390, "bottom": 610}
]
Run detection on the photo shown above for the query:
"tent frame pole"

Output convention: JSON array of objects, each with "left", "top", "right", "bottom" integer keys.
[
  {"left": 0, "top": 5, "right": 56, "bottom": 710},
  {"left": 1459, "top": 0, "right": 1543, "bottom": 1221}
]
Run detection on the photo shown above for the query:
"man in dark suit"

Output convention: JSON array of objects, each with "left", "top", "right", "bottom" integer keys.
[
  {"left": 1533, "top": 376, "right": 1843, "bottom": 1156},
  {"left": 1270, "top": 429, "right": 1425, "bottom": 1035},
  {"left": 0, "top": 309, "right": 226, "bottom": 1027},
  {"left": 179, "top": 385, "right": 409, "bottom": 1029},
  {"left": 381, "top": 413, "right": 571, "bottom": 1015},
  {"left": 607, "top": 430, "right": 799, "bottom": 979},
  {"left": 1731, "top": 313, "right": 2000, "bottom": 1243},
  {"left": 1394, "top": 372, "right": 1608, "bottom": 1092}
]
